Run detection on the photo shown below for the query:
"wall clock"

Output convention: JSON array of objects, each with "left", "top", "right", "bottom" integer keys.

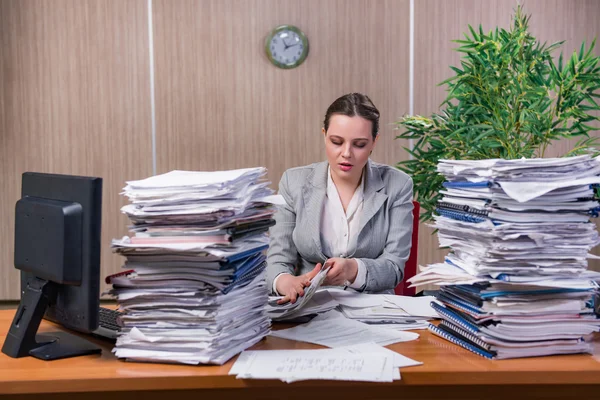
[{"left": 265, "top": 25, "right": 309, "bottom": 69}]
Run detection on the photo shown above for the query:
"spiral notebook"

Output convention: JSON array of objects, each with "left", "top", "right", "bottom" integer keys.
[
  {"left": 437, "top": 201, "right": 490, "bottom": 217},
  {"left": 430, "top": 301, "right": 481, "bottom": 334},
  {"left": 435, "top": 208, "right": 489, "bottom": 223},
  {"left": 439, "top": 320, "right": 492, "bottom": 351},
  {"left": 442, "top": 181, "right": 493, "bottom": 189},
  {"left": 428, "top": 324, "right": 495, "bottom": 359},
  {"left": 439, "top": 285, "right": 484, "bottom": 307},
  {"left": 433, "top": 293, "right": 485, "bottom": 320}
]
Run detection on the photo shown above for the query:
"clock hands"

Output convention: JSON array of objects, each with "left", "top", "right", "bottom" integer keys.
[{"left": 282, "top": 36, "right": 300, "bottom": 51}]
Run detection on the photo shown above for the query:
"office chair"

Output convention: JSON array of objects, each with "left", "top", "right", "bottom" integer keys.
[{"left": 394, "top": 201, "right": 420, "bottom": 296}]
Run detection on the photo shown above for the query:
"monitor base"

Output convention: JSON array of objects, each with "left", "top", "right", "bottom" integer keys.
[
  {"left": 30, "top": 332, "right": 101, "bottom": 361},
  {"left": 2, "top": 277, "right": 101, "bottom": 360}
]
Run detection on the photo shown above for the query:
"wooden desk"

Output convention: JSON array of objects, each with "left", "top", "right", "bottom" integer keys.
[{"left": 0, "top": 310, "right": 599, "bottom": 400}]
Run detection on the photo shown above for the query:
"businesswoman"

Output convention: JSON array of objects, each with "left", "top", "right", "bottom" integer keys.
[{"left": 267, "top": 93, "right": 414, "bottom": 304}]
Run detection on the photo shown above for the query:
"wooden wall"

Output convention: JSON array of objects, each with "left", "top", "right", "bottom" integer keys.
[
  {"left": 152, "top": 0, "right": 410, "bottom": 179},
  {"left": 0, "top": 0, "right": 599, "bottom": 299},
  {"left": 0, "top": 0, "right": 152, "bottom": 300}
]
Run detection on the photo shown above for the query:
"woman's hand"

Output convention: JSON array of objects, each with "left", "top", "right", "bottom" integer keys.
[
  {"left": 276, "top": 264, "right": 322, "bottom": 305},
  {"left": 323, "top": 258, "right": 358, "bottom": 286}
]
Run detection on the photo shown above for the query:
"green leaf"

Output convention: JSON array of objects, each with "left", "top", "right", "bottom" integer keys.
[
  {"left": 453, "top": 39, "right": 475, "bottom": 45},
  {"left": 570, "top": 52, "right": 578, "bottom": 75},
  {"left": 438, "top": 75, "right": 461, "bottom": 87},
  {"left": 558, "top": 52, "right": 564, "bottom": 72},
  {"left": 468, "top": 24, "right": 478, "bottom": 41}
]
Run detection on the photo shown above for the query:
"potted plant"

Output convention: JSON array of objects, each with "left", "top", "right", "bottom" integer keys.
[{"left": 395, "top": 5, "right": 600, "bottom": 222}]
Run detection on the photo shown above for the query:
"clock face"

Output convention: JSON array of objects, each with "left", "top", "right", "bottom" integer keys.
[{"left": 265, "top": 25, "right": 309, "bottom": 69}]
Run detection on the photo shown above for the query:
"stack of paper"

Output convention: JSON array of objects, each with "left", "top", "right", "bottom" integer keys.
[
  {"left": 409, "top": 155, "right": 600, "bottom": 359},
  {"left": 229, "top": 343, "right": 422, "bottom": 383},
  {"left": 109, "top": 168, "right": 282, "bottom": 365}
]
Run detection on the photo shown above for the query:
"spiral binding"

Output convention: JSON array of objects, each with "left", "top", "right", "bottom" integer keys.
[
  {"left": 440, "top": 320, "right": 492, "bottom": 351},
  {"left": 437, "top": 291, "right": 483, "bottom": 314},
  {"left": 437, "top": 202, "right": 490, "bottom": 216},
  {"left": 435, "top": 208, "right": 488, "bottom": 223},
  {"left": 428, "top": 324, "right": 494, "bottom": 359},
  {"left": 430, "top": 301, "right": 480, "bottom": 334}
]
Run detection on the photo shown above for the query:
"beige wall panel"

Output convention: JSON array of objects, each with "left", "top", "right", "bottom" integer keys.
[
  {"left": 0, "top": 0, "right": 152, "bottom": 300},
  {"left": 153, "top": 0, "right": 411, "bottom": 185},
  {"left": 414, "top": 0, "right": 600, "bottom": 273}
]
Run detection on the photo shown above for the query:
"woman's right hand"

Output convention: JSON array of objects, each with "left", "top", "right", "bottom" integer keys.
[{"left": 276, "top": 264, "right": 322, "bottom": 305}]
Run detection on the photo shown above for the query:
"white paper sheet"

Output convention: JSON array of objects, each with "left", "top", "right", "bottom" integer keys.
[
  {"left": 229, "top": 349, "right": 394, "bottom": 383},
  {"left": 270, "top": 312, "right": 419, "bottom": 347},
  {"left": 336, "top": 342, "right": 423, "bottom": 368}
]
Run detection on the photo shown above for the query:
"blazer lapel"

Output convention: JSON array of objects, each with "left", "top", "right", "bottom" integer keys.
[
  {"left": 302, "top": 161, "right": 328, "bottom": 260},
  {"left": 356, "top": 160, "right": 387, "bottom": 240}
]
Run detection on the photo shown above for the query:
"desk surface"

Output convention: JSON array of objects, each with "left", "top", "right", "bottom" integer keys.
[{"left": 1, "top": 309, "right": 600, "bottom": 400}]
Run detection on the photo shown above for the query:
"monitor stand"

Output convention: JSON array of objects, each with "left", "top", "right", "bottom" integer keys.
[{"left": 1, "top": 277, "right": 101, "bottom": 360}]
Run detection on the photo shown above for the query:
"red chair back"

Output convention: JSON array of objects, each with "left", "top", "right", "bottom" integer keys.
[{"left": 394, "top": 201, "right": 420, "bottom": 296}]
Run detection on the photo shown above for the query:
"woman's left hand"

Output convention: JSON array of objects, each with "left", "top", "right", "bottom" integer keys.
[{"left": 323, "top": 257, "right": 358, "bottom": 286}]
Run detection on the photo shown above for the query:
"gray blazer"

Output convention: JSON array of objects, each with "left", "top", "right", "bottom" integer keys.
[{"left": 266, "top": 159, "right": 414, "bottom": 293}]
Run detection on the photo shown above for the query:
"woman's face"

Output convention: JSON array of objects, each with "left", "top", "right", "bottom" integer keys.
[{"left": 323, "top": 114, "right": 377, "bottom": 184}]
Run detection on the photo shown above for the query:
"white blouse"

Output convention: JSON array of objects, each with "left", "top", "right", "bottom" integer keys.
[
  {"left": 273, "top": 167, "right": 367, "bottom": 294},
  {"left": 319, "top": 167, "right": 367, "bottom": 289}
]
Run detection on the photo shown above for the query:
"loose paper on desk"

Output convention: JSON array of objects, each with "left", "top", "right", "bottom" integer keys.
[
  {"left": 323, "top": 287, "right": 438, "bottom": 315},
  {"left": 270, "top": 310, "right": 419, "bottom": 347},
  {"left": 229, "top": 349, "right": 396, "bottom": 383},
  {"left": 336, "top": 342, "right": 423, "bottom": 368},
  {"left": 324, "top": 289, "right": 438, "bottom": 326},
  {"left": 383, "top": 295, "right": 440, "bottom": 318},
  {"left": 324, "top": 288, "right": 386, "bottom": 307}
]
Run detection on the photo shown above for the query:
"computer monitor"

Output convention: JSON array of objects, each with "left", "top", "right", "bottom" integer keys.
[{"left": 1, "top": 172, "right": 103, "bottom": 360}]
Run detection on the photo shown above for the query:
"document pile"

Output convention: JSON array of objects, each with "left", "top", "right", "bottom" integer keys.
[
  {"left": 229, "top": 343, "right": 422, "bottom": 383},
  {"left": 109, "top": 168, "right": 282, "bottom": 365},
  {"left": 409, "top": 155, "right": 600, "bottom": 359}
]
